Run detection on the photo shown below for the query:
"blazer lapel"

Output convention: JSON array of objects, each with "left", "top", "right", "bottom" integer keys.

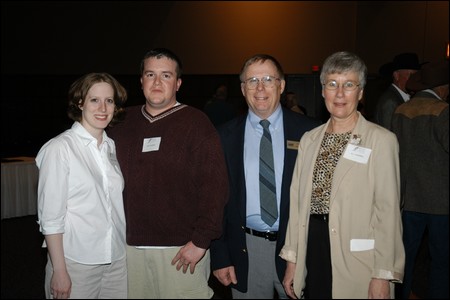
[
  {"left": 329, "top": 113, "right": 365, "bottom": 205},
  {"left": 227, "top": 117, "right": 247, "bottom": 220}
]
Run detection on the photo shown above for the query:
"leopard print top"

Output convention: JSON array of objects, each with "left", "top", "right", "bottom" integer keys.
[{"left": 310, "top": 131, "right": 351, "bottom": 214}]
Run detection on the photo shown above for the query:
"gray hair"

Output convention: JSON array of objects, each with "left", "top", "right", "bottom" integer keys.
[{"left": 320, "top": 51, "right": 367, "bottom": 88}]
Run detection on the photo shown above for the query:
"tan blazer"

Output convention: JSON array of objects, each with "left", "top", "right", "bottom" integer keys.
[{"left": 280, "top": 112, "right": 405, "bottom": 299}]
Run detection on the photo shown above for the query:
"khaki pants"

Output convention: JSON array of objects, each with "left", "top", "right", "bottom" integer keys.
[
  {"left": 45, "top": 255, "right": 127, "bottom": 299},
  {"left": 127, "top": 245, "right": 213, "bottom": 299}
]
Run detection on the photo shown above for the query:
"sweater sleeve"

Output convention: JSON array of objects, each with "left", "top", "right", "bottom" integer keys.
[{"left": 189, "top": 123, "right": 229, "bottom": 249}]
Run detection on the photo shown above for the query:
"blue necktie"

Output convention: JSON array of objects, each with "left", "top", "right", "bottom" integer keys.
[{"left": 259, "top": 119, "right": 278, "bottom": 226}]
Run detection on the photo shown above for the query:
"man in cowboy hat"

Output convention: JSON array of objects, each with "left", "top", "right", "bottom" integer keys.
[
  {"left": 374, "top": 52, "right": 421, "bottom": 130},
  {"left": 391, "top": 60, "right": 449, "bottom": 299}
]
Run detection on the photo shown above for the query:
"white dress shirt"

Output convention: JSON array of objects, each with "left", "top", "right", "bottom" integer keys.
[
  {"left": 392, "top": 84, "right": 411, "bottom": 102},
  {"left": 36, "top": 122, "right": 126, "bottom": 264}
]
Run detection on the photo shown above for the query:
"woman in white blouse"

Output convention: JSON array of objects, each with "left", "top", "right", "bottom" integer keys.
[{"left": 36, "top": 73, "right": 127, "bottom": 299}]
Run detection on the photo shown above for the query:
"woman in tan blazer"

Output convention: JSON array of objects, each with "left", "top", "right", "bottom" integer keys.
[{"left": 280, "top": 51, "right": 404, "bottom": 299}]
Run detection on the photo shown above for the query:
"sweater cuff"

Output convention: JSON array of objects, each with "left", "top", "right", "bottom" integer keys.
[{"left": 192, "top": 232, "right": 211, "bottom": 249}]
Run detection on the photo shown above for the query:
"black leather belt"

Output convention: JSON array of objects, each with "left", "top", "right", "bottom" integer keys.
[
  {"left": 310, "top": 214, "right": 329, "bottom": 222},
  {"left": 245, "top": 227, "right": 278, "bottom": 241}
]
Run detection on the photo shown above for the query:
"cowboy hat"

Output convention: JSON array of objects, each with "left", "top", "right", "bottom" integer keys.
[
  {"left": 406, "top": 61, "right": 449, "bottom": 92},
  {"left": 379, "top": 52, "right": 421, "bottom": 77}
]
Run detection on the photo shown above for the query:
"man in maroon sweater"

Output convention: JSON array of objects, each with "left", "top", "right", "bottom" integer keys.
[{"left": 107, "top": 48, "right": 228, "bottom": 299}]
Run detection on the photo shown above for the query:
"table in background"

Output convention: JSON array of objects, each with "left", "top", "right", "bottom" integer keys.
[{"left": 1, "top": 156, "right": 39, "bottom": 219}]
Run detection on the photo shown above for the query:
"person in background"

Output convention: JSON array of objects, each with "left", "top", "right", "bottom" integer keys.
[
  {"left": 374, "top": 52, "right": 421, "bottom": 130},
  {"left": 107, "top": 48, "right": 228, "bottom": 299},
  {"left": 36, "top": 72, "right": 128, "bottom": 299},
  {"left": 280, "top": 51, "right": 404, "bottom": 299},
  {"left": 285, "top": 91, "right": 307, "bottom": 115},
  {"left": 203, "top": 83, "right": 237, "bottom": 127},
  {"left": 391, "top": 61, "right": 449, "bottom": 299},
  {"left": 210, "top": 54, "right": 320, "bottom": 299}
]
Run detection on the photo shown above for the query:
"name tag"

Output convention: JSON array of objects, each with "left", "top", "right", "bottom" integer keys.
[
  {"left": 350, "top": 239, "right": 375, "bottom": 251},
  {"left": 109, "top": 152, "right": 119, "bottom": 164},
  {"left": 142, "top": 137, "right": 161, "bottom": 152},
  {"left": 343, "top": 144, "right": 371, "bottom": 164},
  {"left": 287, "top": 140, "right": 299, "bottom": 150}
]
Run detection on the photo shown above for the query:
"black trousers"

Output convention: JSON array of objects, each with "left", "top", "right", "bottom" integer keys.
[{"left": 304, "top": 214, "right": 332, "bottom": 299}]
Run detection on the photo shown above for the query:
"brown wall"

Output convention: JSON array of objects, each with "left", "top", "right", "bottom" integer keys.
[
  {"left": 1, "top": 1, "right": 448, "bottom": 157},
  {"left": 1, "top": 1, "right": 448, "bottom": 75}
]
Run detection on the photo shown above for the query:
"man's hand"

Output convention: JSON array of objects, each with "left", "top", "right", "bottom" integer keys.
[
  {"left": 171, "top": 241, "right": 206, "bottom": 274},
  {"left": 213, "top": 266, "right": 238, "bottom": 286}
]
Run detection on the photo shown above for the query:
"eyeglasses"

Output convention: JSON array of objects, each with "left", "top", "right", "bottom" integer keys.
[
  {"left": 243, "top": 76, "right": 281, "bottom": 89},
  {"left": 323, "top": 80, "right": 360, "bottom": 92}
]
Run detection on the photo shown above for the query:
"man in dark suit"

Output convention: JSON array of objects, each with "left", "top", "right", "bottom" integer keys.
[
  {"left": 374, "top": 52, "right": 421, "bottom": 130},
  {"left": 210, "top": 54, "right": 320, "bottom": 298}
]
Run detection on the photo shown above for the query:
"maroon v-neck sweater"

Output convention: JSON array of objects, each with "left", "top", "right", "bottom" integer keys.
[{"left": 108, "top": 104, "right": 229, "bottom": 249}]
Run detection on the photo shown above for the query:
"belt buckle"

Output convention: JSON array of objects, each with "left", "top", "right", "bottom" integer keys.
[
  {"left": 245, "top": 227, "right": 277, "bottom": 241},
  {"left": 264, "top": 231, "right": 277, "bottom": 241}
]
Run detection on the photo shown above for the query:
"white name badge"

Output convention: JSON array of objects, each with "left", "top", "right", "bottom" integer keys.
[
  {"left": 343, "top": 144, "right": 371, "bottom": 164},
  {"left": 350, "top": 239, "right": 375, "bottom": 251},
  {"left": 142, "top": 137, "right": 161, "bottom": 152}
]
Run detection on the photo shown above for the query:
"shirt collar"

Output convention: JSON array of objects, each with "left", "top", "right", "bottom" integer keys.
[
  {"left": 247, "top": 104, "right": 283, "bottom": 132},
  {"left": 72, "top": 121, "right": 111, "bottom": 147},
  {"left": 392, "top": 84, "right": 410, "bottom": 102},
  {"left": 421, "top": 89, "right": 442, "bottom": 100}
]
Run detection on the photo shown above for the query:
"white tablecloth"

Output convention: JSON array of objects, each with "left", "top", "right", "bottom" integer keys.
[{"left": 1, "top": 157, "right": 39, "bottom": 219}]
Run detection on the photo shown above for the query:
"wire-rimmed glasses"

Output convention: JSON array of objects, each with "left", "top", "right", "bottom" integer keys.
[
  {"left": 323, "top": 80, "right": 360, "bottom": 92},
  {"left": 242, "top": 76, "right": 281, "bottom": 90}
]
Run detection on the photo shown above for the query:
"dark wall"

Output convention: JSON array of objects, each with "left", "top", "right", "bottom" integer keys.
[
  {"left": 1, "top": 1, "right": 448, "bottom": 75},
  {"left": 1, "top": 1, "right": 448, "bottom": 157}
]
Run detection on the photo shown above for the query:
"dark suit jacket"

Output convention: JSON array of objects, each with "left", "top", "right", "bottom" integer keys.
[
  {"left": 374, "top": 84, "right": 405, "bottom": 130},
  {"left": 210, "top": 107, "right": 321, "bottom": 292}
]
